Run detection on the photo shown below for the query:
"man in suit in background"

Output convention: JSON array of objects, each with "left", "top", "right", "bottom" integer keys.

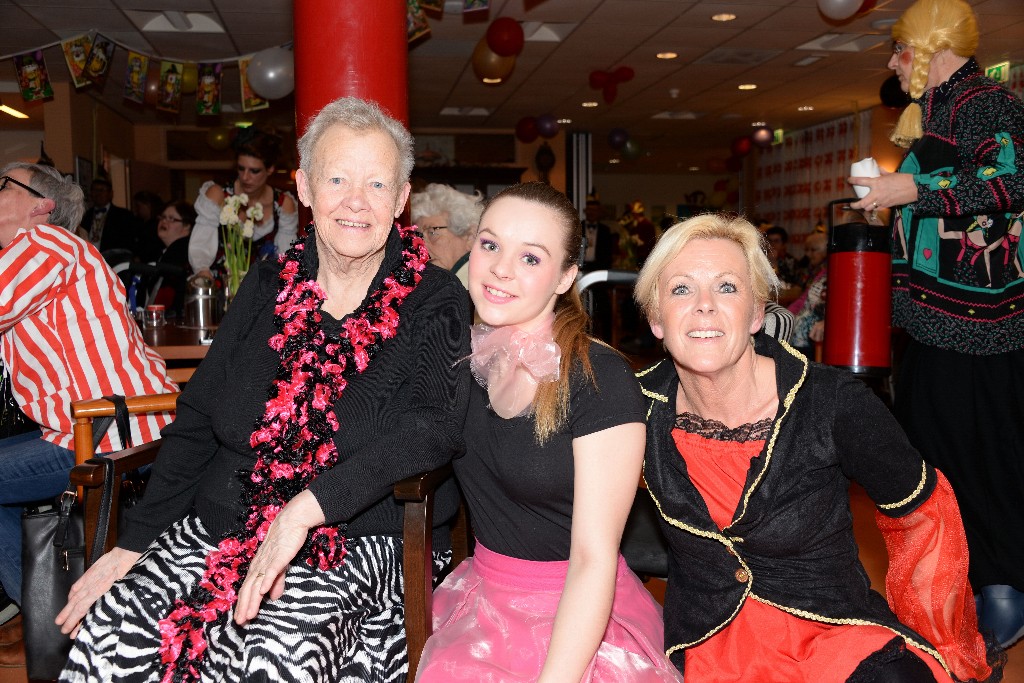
[{"left": 79, "top": 177, "right": 141, "bottom": 258}]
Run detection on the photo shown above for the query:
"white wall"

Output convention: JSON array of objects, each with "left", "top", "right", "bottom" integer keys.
[{"left": 1, "top": 130, "right": 45, "bottom": 164}]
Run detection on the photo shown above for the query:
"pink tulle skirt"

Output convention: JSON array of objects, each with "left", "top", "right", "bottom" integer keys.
[{"left": 415, "top": 541, "right": 683, "bottom": 682}]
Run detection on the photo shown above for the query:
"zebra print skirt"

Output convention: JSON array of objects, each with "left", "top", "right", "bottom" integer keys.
[{"left": 60, "top": 513, "right": 449, "bottom": 683}]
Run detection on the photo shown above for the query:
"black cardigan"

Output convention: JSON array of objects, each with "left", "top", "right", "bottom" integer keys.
[
  {"left": 119, "top": 228, "right": 471, "bottom": 552},
  {"left": 639, "top": 335, "right": 944, "bottom": 673}
]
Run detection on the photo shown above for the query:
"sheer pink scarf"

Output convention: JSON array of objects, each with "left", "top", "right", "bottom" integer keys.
[{"left": 469, "top": 315, "right": 560, "bottom": 418}]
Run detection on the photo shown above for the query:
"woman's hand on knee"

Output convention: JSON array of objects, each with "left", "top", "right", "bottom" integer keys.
[
  {"left": 55, "top": 547, "right": 141, "bottom": 638},
  {"left": 234, "top": 490, "right": 325, "bottom": 626}
]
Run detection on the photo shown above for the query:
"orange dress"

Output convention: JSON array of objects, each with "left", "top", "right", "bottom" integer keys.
[{"left": 672, "top": 421, "right": 965, "bottom": 682}]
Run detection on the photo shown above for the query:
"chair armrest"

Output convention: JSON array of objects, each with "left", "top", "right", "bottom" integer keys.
[
  {"left": 71, "top": 392, "right": 180, "bottom": 420},
  {"left": 394, "top": 463, "right": 453, "bottom": 501},
  {"left": 69, "top": 441, "right": 163, "bottom": 489}
]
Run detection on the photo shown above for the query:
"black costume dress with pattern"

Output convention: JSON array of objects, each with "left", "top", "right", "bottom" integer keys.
[{"left": 889, "top": 57, "right": 1024, "bottom": 591}]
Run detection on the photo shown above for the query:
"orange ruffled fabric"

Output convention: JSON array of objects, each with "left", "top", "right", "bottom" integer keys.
[
  {"left": 673, "top": 428, "right": 954, "bottom": 682},
  {"left": 876, "top": 469, "right": 992, "bottom": 682}
]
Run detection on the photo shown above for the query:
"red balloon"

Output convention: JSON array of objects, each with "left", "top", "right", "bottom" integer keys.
[
  {"left": 612, "top": 66, "right": 635, "bottom": 83},
  {"left": 602, "top": 83, "right": 618, "bottom": 104},
  {"left": 731, "top": 135, "right": 753, "bottom": 157},
  {"left": 486, "top": 17, "right": 525, "bottom": 57},
  {"left": 515, "top": 117, "right": 539, "bottom": 144},
  {"left": 589, "top": 70, "right": 609, "bottom": 89}
]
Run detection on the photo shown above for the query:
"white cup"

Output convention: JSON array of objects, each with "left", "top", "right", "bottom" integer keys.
[{"left": 850, "top": 157, "right": 880, "bottom": 198}]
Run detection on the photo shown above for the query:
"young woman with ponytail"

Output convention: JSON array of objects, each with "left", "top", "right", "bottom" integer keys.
[{"left": 416, "top": 182, "right": 680, "bottom": 682}]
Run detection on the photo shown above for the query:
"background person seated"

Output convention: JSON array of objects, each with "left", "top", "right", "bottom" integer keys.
[
  {"left": 410, "top": 182, "right": 482, "bottom": 288},
  {"left": 0, "top": 162, "right": 177, "bottom": 668}
]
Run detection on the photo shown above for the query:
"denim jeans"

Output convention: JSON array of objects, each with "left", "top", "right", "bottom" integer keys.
[{"left": 0, "top": 431, "right": 75, "bottom": 605}]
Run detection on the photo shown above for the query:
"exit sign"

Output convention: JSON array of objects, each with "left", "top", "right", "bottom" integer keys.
[
  {"left": 773, "top": 128, "right": 785, "bottom": 145},
  {"left": 986, "top": 61, "right": 1010, "bottom": 83}
]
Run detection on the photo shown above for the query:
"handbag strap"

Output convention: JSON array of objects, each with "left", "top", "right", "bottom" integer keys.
[
  {"left": 54, "top": 458, "right": 115, "bottom": 567},
  {"left": 91, "top": 394, "right": 132, "bottom": 453}
]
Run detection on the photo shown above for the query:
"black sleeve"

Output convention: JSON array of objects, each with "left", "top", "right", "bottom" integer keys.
[
  {"left": 118, "top": 265, "right": 273, "bottom": 551},
  {"left": 307, "top": 277, "right": 472, "bottom": 525},
  {"left": 569, "top": 344, "right": 646, "bottom": 438},
  {"left": 832, "top": 371, "right": 936, "bottom": 518}
]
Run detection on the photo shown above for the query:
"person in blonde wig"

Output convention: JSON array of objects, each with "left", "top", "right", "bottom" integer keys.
[
  {"left": 633, "top": 213, "right": 1000, "bottom": 682},
  {"left": 848, "top": 0, "right": 1024, "bottom": 652}
]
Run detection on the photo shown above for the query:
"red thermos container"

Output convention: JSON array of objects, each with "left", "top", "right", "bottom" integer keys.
[{"left": 823, "top": 204, "right": 891, "bottom": 377}]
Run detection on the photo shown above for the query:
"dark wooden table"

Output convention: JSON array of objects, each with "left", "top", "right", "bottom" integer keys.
[{"left": 142, "top": 323, "right": 214, "bottom": 361}]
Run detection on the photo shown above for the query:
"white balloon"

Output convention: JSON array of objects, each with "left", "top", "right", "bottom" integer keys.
[
  {"left": 817, "top": 0, "right": 863, "bottom": 21},
  {"left": 247, "top": 46, "right": 294, "bottom": 100}
]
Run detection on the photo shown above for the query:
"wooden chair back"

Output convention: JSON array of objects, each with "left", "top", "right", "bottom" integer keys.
[
  {"left": 395, "top": 464, "right": 469, "bottom": 680},
  {"left": 69, "top": 392, "right": 179, "bottom": 561}
]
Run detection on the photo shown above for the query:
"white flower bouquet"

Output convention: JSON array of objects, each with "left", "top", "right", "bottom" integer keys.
[{"left": 219, "top": 193, "right": 264, "bottom": 298}]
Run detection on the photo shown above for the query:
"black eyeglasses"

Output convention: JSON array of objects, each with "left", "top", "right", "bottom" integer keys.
[
  {"left": 0, "top": 175, "right": 45, "bottom": 199},
  {"left": 158, "top": 214, "right": 184, "bottom": 223}
]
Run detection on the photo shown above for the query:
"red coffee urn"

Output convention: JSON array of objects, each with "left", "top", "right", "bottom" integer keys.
[{"left": 823, "top": 199, "right": 892, "bottom": 377}]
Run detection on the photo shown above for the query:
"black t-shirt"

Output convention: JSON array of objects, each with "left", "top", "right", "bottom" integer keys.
[{"left": 455, "top": 342, "right": 645, "bottom": 561}]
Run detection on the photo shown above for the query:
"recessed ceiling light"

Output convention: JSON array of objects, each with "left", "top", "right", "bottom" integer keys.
[
  {"left": 798, "top": 105, "right": 815, "bottom": 111},
  {"left": 582, "top": 101, "right": 598, "bottom": 108},
  {"left": 557, "top": 118, "right": 572, "bottom": 124},
  {"left": 482, "top": 77, "right": 503, "bottom": 84},
  {"left": 0, "top": 104, "right": 28, "bottom": 119},
  {"left": 688, "top": 166, "right": 700, "bottom": 171},
  {"left": 609, "top": 158, "right": 621, "bottom": 164},
  {"left": 751, "top": 121, "right": 767, "bottom": 127},
  {"left": 657, "top": 52, "right": 678, "bottom": 60},
  {"left": 738, "top": 83, "right": 757, "bottom": 90},
  {"left": 712, "top": 13, "right": 736, "bottom": 22}
]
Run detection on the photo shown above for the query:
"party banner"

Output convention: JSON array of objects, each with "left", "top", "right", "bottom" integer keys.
[
  {"left": 84, "top": 34, "right": 116, "bottom": 87},
  {"left": 123, "top": 51, "right": 149, "bottom": 103},
  {"left": 61, "top": 35, "right": 92, "bottom": 88},
  {"left": 157, "top": 61, "right": 183, "bottom": 113},
  {"left": 238, "top": 57, "right": 269, "bottom": 112},
  {"left": 407, "top": 0, "right": 431, "bottom": 44},
  {"left": 463, "top": 0, "right": 489, "bottom": 13},
  {"left": 195, "top": 62, "right": 223, "bottom": 116},
  {"left": 14, "top": 50, "right": 53, "bottom": 101},
  {"left": 419, "top": 0, "right": 443, "bottom": 10}
]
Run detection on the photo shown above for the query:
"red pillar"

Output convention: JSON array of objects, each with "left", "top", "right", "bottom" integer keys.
[{"left": 293, "top": 1, "right": 409, "bottom": 136}]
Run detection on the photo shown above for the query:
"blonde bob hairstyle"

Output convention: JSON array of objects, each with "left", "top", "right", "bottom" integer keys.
[
  {"left": 634, "top": 213, "right": 780, "bottom": 323},
  {"left": 890, "top": 0, "right": 978, "bottom": 147}
]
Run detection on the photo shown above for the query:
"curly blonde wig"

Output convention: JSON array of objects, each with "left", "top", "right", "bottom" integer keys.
[{"left": 890, "top": 0, "right": 978, "bottom": 148}]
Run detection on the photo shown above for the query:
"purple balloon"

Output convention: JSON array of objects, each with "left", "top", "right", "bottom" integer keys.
[
  {"left": 608, "top": 127, "right": 629, "bottom": 150},
  {"left": 536, "top": 114, "right": 560, "bottom": 139}
]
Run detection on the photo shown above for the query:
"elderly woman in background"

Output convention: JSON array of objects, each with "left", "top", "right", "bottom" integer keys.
[
  {"left": 189, "top": 130, "right": 299, "bottom": 279},
  {"left": 410, "top": 182, "right": 482, "bottom": 287},
  {"left": 137, "top": 199, "right": 196, "bottom": 316},
  {"left": 633, "top": 214, "right": 998, "bottom": 682},
  {"left": 849, "top": 0, "right": 1024, "bottom": 648},
  {"left": 57, "top": 97, "right": 471, "bottom": 682}
]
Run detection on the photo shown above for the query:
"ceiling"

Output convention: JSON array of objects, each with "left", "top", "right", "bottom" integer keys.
[{"left": 0, "top": 0, "right": 1022, "bottom": 175}]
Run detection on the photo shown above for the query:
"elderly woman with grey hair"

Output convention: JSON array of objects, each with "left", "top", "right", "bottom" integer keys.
[
  {"left": 633, "top": 213, "right": 996, "bottom": 682},
  {"left": 410, "top": 183, "right": 482, "bottom": 287},
  {"left": 57, "top": 97, "right": 471, "bottom": 682}
]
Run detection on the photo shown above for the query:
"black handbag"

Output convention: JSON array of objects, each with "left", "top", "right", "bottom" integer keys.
[{"left": 20, "top": 395, "right": 132, "bottom": 681}]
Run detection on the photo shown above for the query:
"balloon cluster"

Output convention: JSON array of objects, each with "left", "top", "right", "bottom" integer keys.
[
  {"left": 816, "top": 0, "right": 876, "bottom": 22},
  {"left": 473, "top": 18, "right": 525, "bottom": 83},
  {"left": 589, "top": 66, "right": 635, "bottom": 104},
  {"left": 515, "top": 114, "right": 560, "bottom": 143}
]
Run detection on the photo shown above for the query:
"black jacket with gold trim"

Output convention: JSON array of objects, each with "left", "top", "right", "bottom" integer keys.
[{"left": 638, "top": 334, "right": 941, "bottom": 672}]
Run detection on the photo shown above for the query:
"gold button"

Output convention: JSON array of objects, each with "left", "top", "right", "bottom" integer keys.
[{"left": 735, "top": 568, "right": 749, "bottom": 583}]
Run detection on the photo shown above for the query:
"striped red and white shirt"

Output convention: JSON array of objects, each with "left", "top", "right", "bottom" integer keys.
[{"left": 1, "top": 223, "right": 177, "bottom": 451}]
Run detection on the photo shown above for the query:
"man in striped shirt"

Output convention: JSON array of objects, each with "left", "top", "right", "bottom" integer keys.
[{"left": 0, "top": 162, "right": 177, "bottom": 663}]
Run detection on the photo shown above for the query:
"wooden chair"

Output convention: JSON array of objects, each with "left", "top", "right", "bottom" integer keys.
[
  {"left": 69, "top": 392, "right": 179, "bottom": 559},
  {"left": 69, "top": 392, "right": 468, "bottom": 680},
  {"left": 394, "top": 465, "right": 470, "bottom": 680}
]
